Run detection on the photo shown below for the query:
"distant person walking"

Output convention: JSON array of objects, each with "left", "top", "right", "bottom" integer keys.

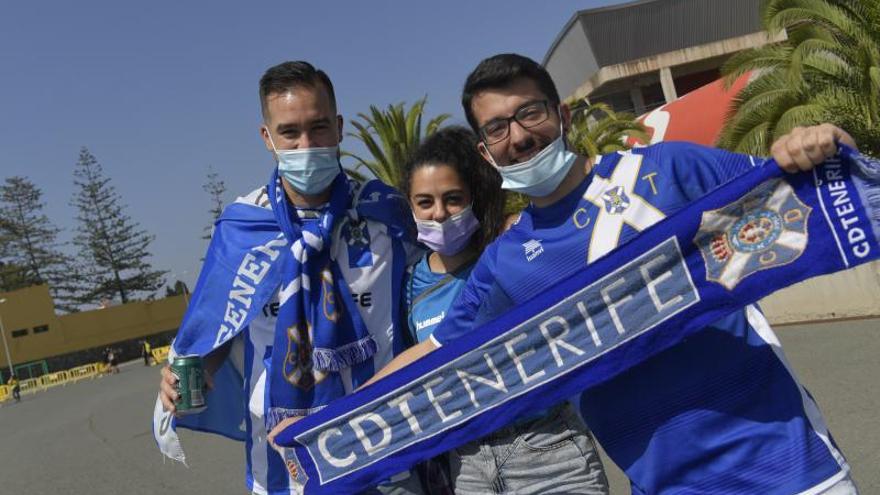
[
  {"left": 8, "top": 374, "right": 21, "bottom": 402},
  {"left": 104, "top": 347, "right": 119, "bottom": 374},
  {"left": 141, "top": 340, "right": 152, "bottom": 366}
]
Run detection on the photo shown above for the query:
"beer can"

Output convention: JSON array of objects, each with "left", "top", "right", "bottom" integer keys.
[{"left": 171, "top": 355, "right": 206, "bottom": 414}]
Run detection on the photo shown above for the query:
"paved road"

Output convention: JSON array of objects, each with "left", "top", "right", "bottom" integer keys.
[{"left": 1, "top": 318, "right": 877, "bottom": 494}]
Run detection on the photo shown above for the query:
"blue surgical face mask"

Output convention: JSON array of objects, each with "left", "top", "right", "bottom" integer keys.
[
  {"left": 265, "top": 129, "right": 341, "bottom": 195},
  {"left": 486, "top": 121, "right": 577, "bottom": 198}
]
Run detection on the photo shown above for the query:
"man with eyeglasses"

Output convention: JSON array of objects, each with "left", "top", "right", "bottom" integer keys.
[{"left": 365, "top": 54, "right": 859, "bottom": 494}]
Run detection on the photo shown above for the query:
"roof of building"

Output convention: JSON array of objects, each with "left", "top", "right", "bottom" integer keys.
[{"left": 544, "top": 0, "right": 763, "bottom": 67}]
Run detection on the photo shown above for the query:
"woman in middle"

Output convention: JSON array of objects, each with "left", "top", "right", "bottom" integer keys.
[
  {"left": 404, "top": 126, "right": 506, "bottom": 345},
  {"left": 401, "top": 126, "right": 609, "bottom": 495},
  {"left": 402, "top": 126, "right": 505, "bottom": 494}
]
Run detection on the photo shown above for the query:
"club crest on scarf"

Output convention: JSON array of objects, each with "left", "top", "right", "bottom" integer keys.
[
  {"left": 695, "top": 178, "right": 811, "bottom": 290},
  {"left": 284, "top": 322, "right": 321, "bottom": 390},
  {"left": 284, "top": 447, "right": 309, "bottom": 486},
  {"left": 322, "top": 268, "right": 339, "bottom": 322}
]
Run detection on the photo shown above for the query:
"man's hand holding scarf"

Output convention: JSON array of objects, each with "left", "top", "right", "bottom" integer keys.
[{"left": 270, "top": 139, "right": 879, "bottom": 494}]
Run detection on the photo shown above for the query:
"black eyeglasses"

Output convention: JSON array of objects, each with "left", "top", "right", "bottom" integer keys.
[{"left": 478, "top": 100, "right": 552, "bottom": 145}]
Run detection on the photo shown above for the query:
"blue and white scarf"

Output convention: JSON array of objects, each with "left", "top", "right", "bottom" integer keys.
[
  {"left": 273, "top": 146, "right": 880, "bottom": 494},
  {"left": 266, "top": 171, "right": 379, "bottom": 428},
  {"left": 153, "top": 168, "right": 413, "bottom": 465}
]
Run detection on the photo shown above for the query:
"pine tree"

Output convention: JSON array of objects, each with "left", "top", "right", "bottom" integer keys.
[
  {"left": 0, "top": 261, "right": 30, "bottom": 294},
  {"left": 165, "top": 280, "right": 190, "bottom": 297},
  {"left": 0, "top": 176, "right": 80, "bottom": 311},
  {"left": 71, "top": 147, "right": 166, "bottom": 305},
  {"left": 201, "top": 166, "right": 227, "bottom": 242}
]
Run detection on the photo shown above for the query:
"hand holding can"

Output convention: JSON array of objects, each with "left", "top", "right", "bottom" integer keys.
[{"left": 170, "top": 355, "right": 207, "bottom": 415}]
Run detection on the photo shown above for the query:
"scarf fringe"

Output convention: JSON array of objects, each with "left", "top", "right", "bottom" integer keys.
[
  {"left": 312, "top": 336, "right": 378, "bottom": 372},
  {"left": 852, "top": 152, "right": 880, "bottom": 241},
  {"left": 267, "top": 405, "right": 327, "bottom": 431}
]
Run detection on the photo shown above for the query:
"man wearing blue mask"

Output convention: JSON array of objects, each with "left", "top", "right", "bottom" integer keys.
[
  {"left": 365, "top": 54, "right": 859, "bottom": 494},
  {"left": 154, "top": 61, "right": 423, "bottom": 495}
]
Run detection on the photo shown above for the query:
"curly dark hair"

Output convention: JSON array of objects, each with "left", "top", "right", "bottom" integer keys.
[{"left": 403, "top": 126, "right": 505, "bottom": 252}]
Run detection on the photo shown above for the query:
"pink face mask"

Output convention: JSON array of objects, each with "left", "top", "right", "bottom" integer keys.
[{"left": 414, "top": 204, "right": 481, "bottom": 256}]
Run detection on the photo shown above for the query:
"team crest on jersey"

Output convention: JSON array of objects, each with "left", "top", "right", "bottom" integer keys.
[
  {"left": 695, "top": 178, "right": 811, "bottom": 290},
  {"left": 602, "top": 186, "right": 631, "bottom": 214},
  {"left": 345, "top": 219, "right": 369, "bottom": 247},
  {"left": 343, "top": 218, "right": 374, "bottom": 268}
]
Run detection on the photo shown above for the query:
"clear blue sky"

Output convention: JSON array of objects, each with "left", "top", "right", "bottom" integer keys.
[{"left": 0, "top": 0, "right": 628, "bottom": 293}]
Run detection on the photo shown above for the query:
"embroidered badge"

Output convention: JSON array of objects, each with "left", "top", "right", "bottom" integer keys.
[
  {"left": 695, "top": 179, "right": 811, "bottom": 290},
  {"left": 602, "top": 186, "right": 631, "bottom": 214},
  {"left": 344, "top": 218, "right": 374, "bottom": 268},
  {"left": 283, "top": 448, "right": 309, "bottom": 486},
  {"left": 346, "top": 220, "right": 369, "bottom": 247}
]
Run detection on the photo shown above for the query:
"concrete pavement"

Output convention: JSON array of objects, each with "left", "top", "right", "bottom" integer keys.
[{"left": 0, "top": 318, "right": 877, "bottom": 494}]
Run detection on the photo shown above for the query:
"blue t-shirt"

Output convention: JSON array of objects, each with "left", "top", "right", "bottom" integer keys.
[
  {"left": 431, "top": 142, "right": 849, "bottom": 494},
  {"left": 406, "top": 254, "right": 475, "bottom": 343}
]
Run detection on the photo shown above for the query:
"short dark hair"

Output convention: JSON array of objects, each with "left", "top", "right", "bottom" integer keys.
[
  {"left": 461, "top": 53, "right": 561, "bottom": 133},
  {"left": 259, "top": 61, "right": 337, "bottom": 119},
  {"left": 403, "top": 126, "right": 506, "bottom": 252}
]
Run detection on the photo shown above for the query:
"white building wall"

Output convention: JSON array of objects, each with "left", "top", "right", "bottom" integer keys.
[{"left": 760, "top": 261, "right": 880, "bottom": 324}]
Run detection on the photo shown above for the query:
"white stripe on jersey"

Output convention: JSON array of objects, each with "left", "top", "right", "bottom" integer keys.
[
  {"left": 236, "top": 186, "right": 272, "bottom": 209},
  {"left": 246, "top": 297, "right": 279, "bottom": 495},
  {"left": 745, "top": 305, "right": 851, "bottom": 491},
  {"left": 332, "top": 219, "right": 397, "bottom": 386},
  {"left": 584, "top": 153, "right": 666, "bottom": 263},
  {"left": 796, "top": 470, "right": 854, "bottom": 495}
]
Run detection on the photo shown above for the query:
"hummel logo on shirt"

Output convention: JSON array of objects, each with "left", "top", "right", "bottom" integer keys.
[
  {"left": 523, "top": 239, "right": 544, "bottom": 261},
  {"left": 416, "top": 311, "right": 446, "bottom": 331}
]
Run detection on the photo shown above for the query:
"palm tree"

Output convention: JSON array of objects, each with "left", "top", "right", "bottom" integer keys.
[
  {"left": 344, "top": 97, "right": 450, "bottom": 189},
  {"left": 566, "top": 102, "right": 650, "bottom": 158},
  {"left": 719, "top": 0, "right": 880, "bottom": 156}
]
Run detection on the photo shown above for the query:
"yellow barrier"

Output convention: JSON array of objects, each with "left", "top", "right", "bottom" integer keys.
[
  {"left": 152, "top": 345, "right": 170, "bottom": 365},
  {"left": 67, "top": 363, "right": 99, "bottom": 382},
  {"left": 18, "top": 378, "right": 40, "bottom": 394},
  {"left": 1, "top": 355, "right": 150, "bottom": 400},
  {"left": 39, "top": 371, "right": 69, "bottom": 388}
]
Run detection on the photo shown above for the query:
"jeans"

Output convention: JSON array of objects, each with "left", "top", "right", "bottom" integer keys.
[{"left": 449, "top": 403, "right": 608, "bottom": 495}]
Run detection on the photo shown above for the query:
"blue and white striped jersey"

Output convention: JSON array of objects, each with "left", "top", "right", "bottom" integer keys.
[
  {"left": 229, "top": 184, "right": 420, "bottom": 495},
  {"left": 431, "top": 142, "right": 850, "bottom": 494}
]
